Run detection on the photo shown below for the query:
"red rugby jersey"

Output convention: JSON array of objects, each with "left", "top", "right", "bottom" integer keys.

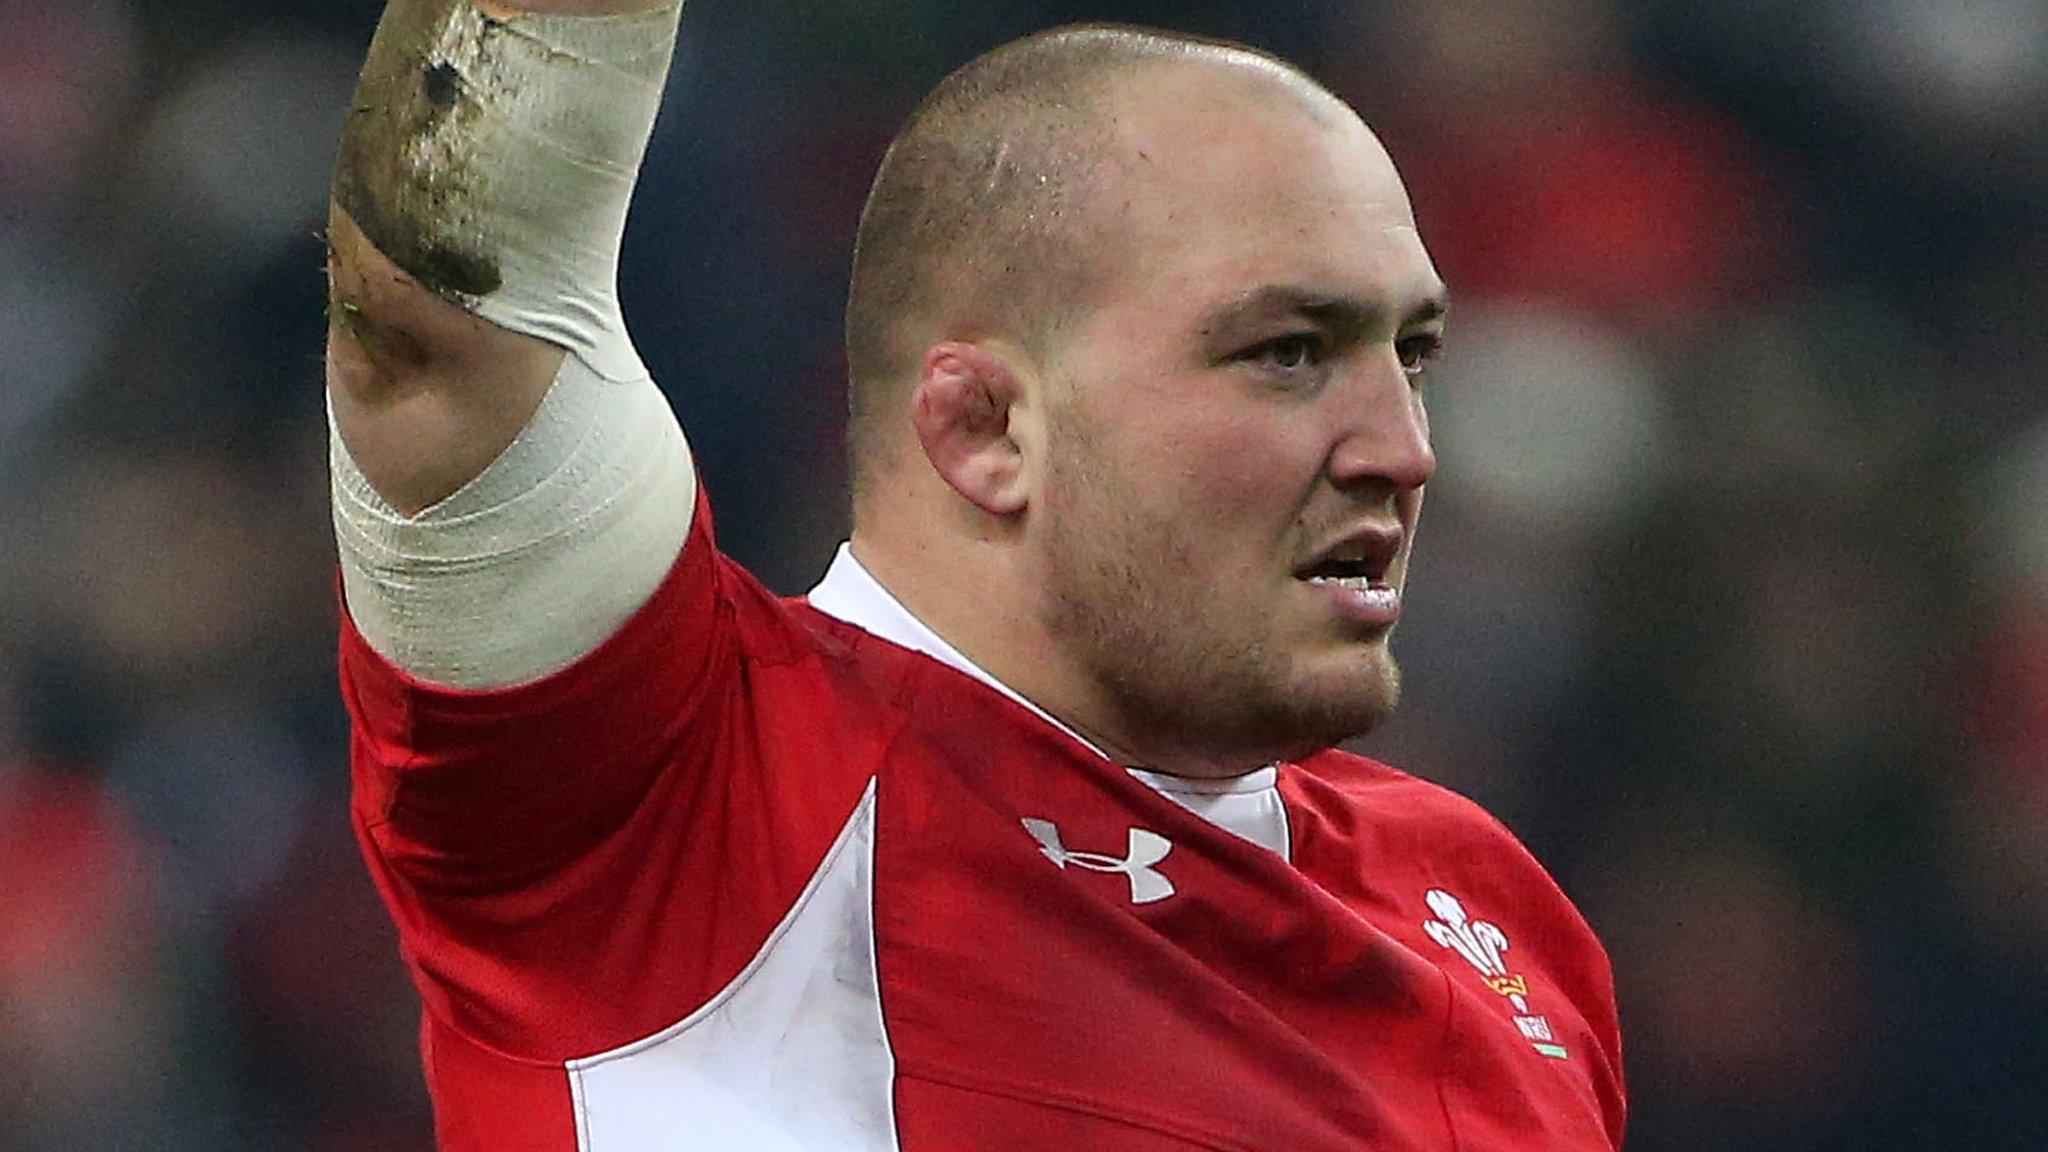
[{"left": 341, "top": 488, "right": 1625, "bottom": 1151}]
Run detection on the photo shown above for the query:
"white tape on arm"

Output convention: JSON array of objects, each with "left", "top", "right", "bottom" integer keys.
[
  {"left": 333, "top": 356, "right": 696, "bottom": 689},
  {"left": 334, "top": 0, "right": 684, "bottom": 380}
]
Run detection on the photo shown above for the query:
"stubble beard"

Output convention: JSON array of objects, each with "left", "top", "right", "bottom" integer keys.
[{"left": 1037, "top": 429, "right": 1403, "bottom": 771}]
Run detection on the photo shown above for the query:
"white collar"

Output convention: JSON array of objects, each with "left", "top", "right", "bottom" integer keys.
[{"left": 804, "top": 543, "right": 1278, "bottom": 796}]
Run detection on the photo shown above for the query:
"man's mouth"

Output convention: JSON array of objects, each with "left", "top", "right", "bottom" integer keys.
[
  {"left": 1300, "top": 560, "right": 1387, "bottom": 592},
  {"left": 1294, "top": 527, "right": 1404, "bottom": 626},
  {"left": 1294, "top": 526, "right": 1400, "bottom": 587}
]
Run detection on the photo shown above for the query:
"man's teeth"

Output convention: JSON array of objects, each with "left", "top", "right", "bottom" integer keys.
[{"left": 1307, "top": 574, "right": 1378, "bottom": 590}]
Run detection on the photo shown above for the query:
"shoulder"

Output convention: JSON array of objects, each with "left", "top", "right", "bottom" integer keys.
[
  {"left": 1284, "top": 748, "right": 1618, "bottom": 1011},
  {"left": 1286, "top": 748, "right": 1531, "bottom": 866},
  {"left": 698, "top": 567, "right": 948, "bottom": 744},
  {"left": 685, "top": 529, "right": 928, "bottom": 707},
  {"left": 1291, "top": 749, "right": 1593, "bottom": 928}
]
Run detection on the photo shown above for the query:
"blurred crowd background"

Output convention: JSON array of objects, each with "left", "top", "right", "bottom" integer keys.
[{"left": 2, "top": 0, "right": 2045, "bottom": 1148}]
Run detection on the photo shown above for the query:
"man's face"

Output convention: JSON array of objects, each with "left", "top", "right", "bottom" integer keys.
[{"left": 1027, "top": 68, "right": 1445, "bottom": 769}]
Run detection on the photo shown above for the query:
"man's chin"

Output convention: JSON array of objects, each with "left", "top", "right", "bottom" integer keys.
[
  {"left": 1115, "top": 661, "right": 1400, "bottom": 773},
  {"left": 1225, "top": 699, "right": 1398, "bottom": 770},
  {"left": 1289, "top": 654, "right": 1402, "bottom": 746}
]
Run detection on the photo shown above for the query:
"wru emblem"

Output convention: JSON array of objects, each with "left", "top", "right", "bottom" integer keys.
[
  {"left": 1422, "top": 889, "right": 1570, "bottom": 1060},
  {"left": 1021, "top": 819, "right": 1176, "bottom": 905}
]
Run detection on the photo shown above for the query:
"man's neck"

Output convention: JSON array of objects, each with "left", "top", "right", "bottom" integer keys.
[{"left": 822, "top": 534, "right": 1269, "bottom": 780}]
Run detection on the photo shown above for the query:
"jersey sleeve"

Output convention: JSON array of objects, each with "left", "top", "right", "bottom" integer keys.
[{"left": 338, "top": 487, "right": 884, "bottom": 1061}]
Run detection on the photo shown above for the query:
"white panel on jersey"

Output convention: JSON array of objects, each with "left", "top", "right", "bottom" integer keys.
[
  {"left": 567, "top": 784, "right": 898, "bottom": 1152},
  {"left": 808, "top": 545, "right": 1294, "bottom": 862}
]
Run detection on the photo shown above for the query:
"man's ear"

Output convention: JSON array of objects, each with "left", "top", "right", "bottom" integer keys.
[{"left": 911, "top": 341, "right": 1032, "bottom": 516}]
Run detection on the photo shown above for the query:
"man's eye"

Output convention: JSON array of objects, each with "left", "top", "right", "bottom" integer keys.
[
  {"left": 1397, "top": 332, "right": 1443, "bottom": 380},
  {"left": 1250, "top": 334, "right": 1322, "bottom": 373}
]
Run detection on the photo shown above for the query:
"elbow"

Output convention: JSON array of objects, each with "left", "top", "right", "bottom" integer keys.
[
  {"left": 324, "top": 202, "right": 500, "bottom": 408},
  {"left": 324, "top": 204, "right": 570, "bottom": 516}
]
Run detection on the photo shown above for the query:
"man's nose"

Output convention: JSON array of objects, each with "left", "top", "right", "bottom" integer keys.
[{"left": 1326, "top": 348, "right": 1436, "bottom": 493}]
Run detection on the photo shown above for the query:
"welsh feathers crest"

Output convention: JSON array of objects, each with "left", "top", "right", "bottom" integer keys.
[
  {"left": 1421, "top": 888, "right": 1569, "bottom": 1060},
  {"left": 1423, "top": 889, "right": 1511, "bottom": 980}
]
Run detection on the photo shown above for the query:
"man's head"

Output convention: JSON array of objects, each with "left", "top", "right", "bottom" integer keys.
[{"left": 846, "top": 26, "right": 1447, "bottom": 775}]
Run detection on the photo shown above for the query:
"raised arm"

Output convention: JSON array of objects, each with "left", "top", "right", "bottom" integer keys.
[{"left": 327, "top": 0, "right": 696, "bottom": 687}]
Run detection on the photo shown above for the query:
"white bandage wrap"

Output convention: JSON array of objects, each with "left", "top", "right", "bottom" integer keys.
[
  {"left": 336, "top": 0, "right": 684, "bottom": 380},
  {"left": 333, "top": 356, "right": 695, "bottom": 689},
  {"left": 457, "top": 4, "right": 677, "bottom": 379}
]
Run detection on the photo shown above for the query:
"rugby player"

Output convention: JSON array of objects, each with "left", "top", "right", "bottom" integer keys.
[{"left": 326, "top": 0, "right": 1627, "bottom": 1147}]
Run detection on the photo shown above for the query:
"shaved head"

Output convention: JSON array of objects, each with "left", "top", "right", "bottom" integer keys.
[
  {"left": 841, "top": 20, "right": 1443, "bottom": 776},
  {"left": 844, "top": 24, "right": 1345, "bottom": 504}
]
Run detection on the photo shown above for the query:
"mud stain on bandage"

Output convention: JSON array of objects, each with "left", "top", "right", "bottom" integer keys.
[
  {"left": 333, "top": 0, "right": 504, "bottom": 299},
  {"left": 422, "top": 61, "right": 462, "bottom": 110}
]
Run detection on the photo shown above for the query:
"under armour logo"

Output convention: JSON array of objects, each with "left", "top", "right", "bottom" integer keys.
[{"left": 1020, "top": 818, "right": 1176, "bottom": 905}]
